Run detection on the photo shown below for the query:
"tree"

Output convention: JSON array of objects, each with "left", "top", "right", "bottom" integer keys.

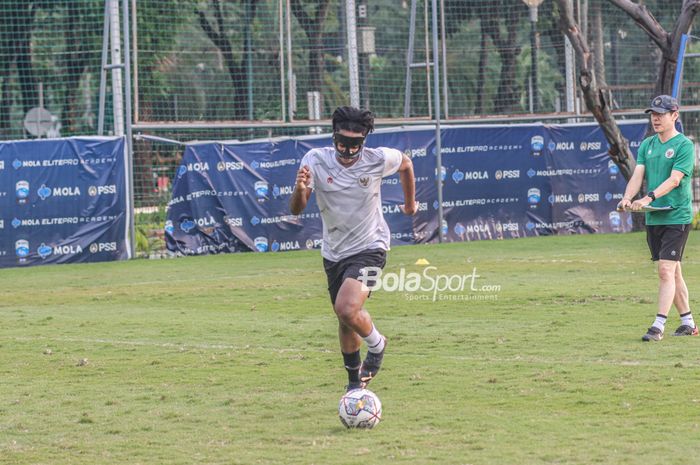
[
  {"left": 197, "top": 0, "right": 259, "bottom": 120},
  {"left": 289, "top": 0, "right": 332, "bottom": 96},
  {"left": 608, "top": 0, "right": 700, "bottom": 96}
]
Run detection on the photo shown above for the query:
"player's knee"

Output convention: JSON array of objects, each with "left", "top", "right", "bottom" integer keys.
[
  {"left": 334, "top": 298, "right": 361, "bottom": 323},
  {"left": 658, "top": 262, "right": 676, "bottom": 281}
]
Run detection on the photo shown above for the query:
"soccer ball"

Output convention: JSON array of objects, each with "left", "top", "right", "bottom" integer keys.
[{"left": 338, "top": 388, "right": 382, "bottom": 429}]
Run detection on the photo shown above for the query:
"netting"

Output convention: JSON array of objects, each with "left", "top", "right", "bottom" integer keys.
[{"left": 3, "top": 0, "right": 700, "bottom": 210}]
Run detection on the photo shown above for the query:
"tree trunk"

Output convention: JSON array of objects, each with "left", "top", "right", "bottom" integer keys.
[
  {"left": 197, "top": 0, "right": 254, "bottom": 120},
  {"left": 62, "top": 1, "right": 89, "bottom": 133},
  {"left": 13, "top": 4, "right": 37, "bottom": 115},
  {"left": 290, "top": 0, "right": 330, "bottom": 98},
  {"left": 485, "top": 9, "right": 521, "bottom": 114},
  {"left": 556, "top": 0, "right": 636, "bottom": 182}
]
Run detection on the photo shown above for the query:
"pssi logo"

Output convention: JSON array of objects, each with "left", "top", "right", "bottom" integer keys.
[
  {"left": 89, "top": 242, "right": 117, "bottom": 253},
  {"left": 404, "top": 148, "right": 427, "bottom": 158},
  {"left": 305, "top": 238, "right": 322, "bottom": 249},
  {"left": 225, "top": 216, "right": 243, "bottom": 227},
  {"left": 494, "top": 170, "right": 520, "bottom": 180},
  {"left": 577, "top": 193, "right": 600, "bottom": 203},
  {"left": 580, "top": 141, "right": 602, "bottom": 151},
  {"left": 88, "top": 185, "right": 117, "bottom": 196},
  {"left": 217, "top": 161, "right": 245, "bottom": 171}
]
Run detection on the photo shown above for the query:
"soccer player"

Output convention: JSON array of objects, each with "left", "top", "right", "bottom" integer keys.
[
  {"left": 290, "top": 106, "right": 417, "bottom": 390},
  {"left": 617, "top": 95, "right": 697, "bottom": 341}
]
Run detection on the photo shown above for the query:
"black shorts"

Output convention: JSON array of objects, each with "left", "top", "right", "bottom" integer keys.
[
  {"left": 646, "top": 224, "right": 691, "bottom": 261},
  {"left": 323, "top": 249, "right": 387, "bottom": 305}
]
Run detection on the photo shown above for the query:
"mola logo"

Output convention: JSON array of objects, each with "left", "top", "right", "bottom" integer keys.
[
  {"left": 451, "top": 170, "right": 465, "bottom": 183},
  {"left": 12, "top": 159, "right": 22, "bottom": 170},
  {"left": 176, "top": 165, "right": 187, "bottom": 178},
  {"left": 37, "top": 185, "right": 52, "bottom": 200},
  {"left": 454, "top": 223, "right": 466, "bottom": 235},
  {"left": 37, "top": 243, "right": 52, "bottom": 259},
  {"left": 180, "top": 219, "right": 195, "bottom": 233},
  {"left": 271, "top": 241, "right": 280, "bottom": 252}
]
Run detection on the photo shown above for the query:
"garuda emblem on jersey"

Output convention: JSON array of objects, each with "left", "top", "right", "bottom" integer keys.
[{"left": 358, "top": 176, "right": 371, "bottom": 188}]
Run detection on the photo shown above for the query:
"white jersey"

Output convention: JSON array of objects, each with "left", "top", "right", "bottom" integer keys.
[{"left": 300, "top": 146, "right": 403, "bottom": 262}]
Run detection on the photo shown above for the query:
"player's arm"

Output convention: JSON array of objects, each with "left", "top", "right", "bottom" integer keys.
[
  {"left": 634, "top": 170, "right": 685, "bottom": 206},
  {"left": 290, "top": 165, "right": 313, "bottom": 215},
  {"left": 617, "top": 164, "right": 645, "bottom": 211},
  {"left": 398, "top": 154, "right": 417, "bottom": 216}
]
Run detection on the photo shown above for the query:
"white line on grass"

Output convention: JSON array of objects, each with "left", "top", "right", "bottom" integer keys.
[{"left": 9, "top": 336, "right": 696, "bottom": 367}]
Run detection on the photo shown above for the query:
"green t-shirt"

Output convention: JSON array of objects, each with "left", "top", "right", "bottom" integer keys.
[{"left": 636, "top": 132, "right": 695, "bottom": 225}]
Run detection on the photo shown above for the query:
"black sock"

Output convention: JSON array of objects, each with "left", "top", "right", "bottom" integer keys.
[{"left": 342, "top": 350, "right": 361, "bottom": 383}]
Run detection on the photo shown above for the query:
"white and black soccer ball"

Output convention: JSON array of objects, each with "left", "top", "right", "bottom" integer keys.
[{"left": 338, "top": 388, "right": 382, "bottom": 429}]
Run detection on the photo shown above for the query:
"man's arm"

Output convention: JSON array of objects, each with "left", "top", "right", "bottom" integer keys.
[
  {"left": 617, "top": 164, "right": 645, "bottom": 211},
  {"left": 397, "top": 154, "right": 417, "bottom": 215},
  {"left": 630, "top": 170, "right": 685, "bottom": 210},
  {"left": 290, "top": 165, "right": 313, "bottom": 215}
]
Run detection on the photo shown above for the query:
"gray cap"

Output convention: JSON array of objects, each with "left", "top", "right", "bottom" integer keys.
[{"left": 645, "top": 95, "right": 679, "bottom": 114}]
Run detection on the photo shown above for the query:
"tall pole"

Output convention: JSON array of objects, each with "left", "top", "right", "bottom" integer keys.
[
  {"left": 345, "top": 0, "right": 360, "bottom": 107},
  {"left": 530, "top": 5, "right": 538, "bottom": 113},
  {"left": 122, "top": 0, "right": 135, "bottom": 259},
  {"left": 431, "top": 0, "right": 443, "bottom": 243},
  {"left": 109, "top": 0, "right": 124, "bottom": 135},
  {"left": 98, "top": 0, "right": 110, "bottom": 135},
  {"left": 358, "top": 1, "right": 370, "bottom": 110}
]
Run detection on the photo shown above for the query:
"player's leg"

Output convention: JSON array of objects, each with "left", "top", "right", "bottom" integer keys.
[
  {"left": 325, "top": 257, "right": 366, "bottom": 390},
  {"left": 666, "top": 225, "right": 697, "bottom": 336},
  {"left": 334, "top": 277, "right": 387, "bottom": 386},
  {"left": 642, "top": 226, "right": 667, "bottom": 341},
  {"left": 339, "top": 321, "right": 363, "bottom": 390}
]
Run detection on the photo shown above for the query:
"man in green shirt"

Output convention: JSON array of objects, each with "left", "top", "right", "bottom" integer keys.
[{"left": 618, "top": 95, "right": 697, "bottom": 341}]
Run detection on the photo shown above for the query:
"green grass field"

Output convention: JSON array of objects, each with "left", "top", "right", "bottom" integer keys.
[{"left": 2, "top": 232, "right": 700, "bottom": 465}]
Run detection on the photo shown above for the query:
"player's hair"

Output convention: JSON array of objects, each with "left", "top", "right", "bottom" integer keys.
[{"left": 331, "top": 106, "right": 375, "bottom": 136}]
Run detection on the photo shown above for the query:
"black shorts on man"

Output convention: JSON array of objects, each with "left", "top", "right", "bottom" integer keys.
[
  {"left": 323, "top": 249, "right": 387, "bottom": 305},
  {"left": 646, "top": 224, "right": 691, "bottom": 261}
]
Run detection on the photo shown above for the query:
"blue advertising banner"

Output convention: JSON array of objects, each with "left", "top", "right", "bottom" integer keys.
[
  {"left": 165, "top": 121, "right": 648, "bottom": 255},
  {"left": 0, "top": 136, "right": 130, "bottom": 267}
]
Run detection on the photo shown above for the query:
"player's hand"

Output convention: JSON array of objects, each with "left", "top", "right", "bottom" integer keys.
[
  {"left": 296, "top": 165, "right": 311, "bottom": 190},
  {"left": 616, "top": 197, "right": 632, "bottom": 212},
  {"left": 630, "top": 197, "right": 651, "bottom": 211},
  {"left": 399, "top": 201, "right": 417, "bottom": 216}
]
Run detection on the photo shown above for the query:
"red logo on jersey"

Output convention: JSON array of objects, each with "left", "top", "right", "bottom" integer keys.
[{"left": 327, "top": 176, "right": 333, "bottom": 184}]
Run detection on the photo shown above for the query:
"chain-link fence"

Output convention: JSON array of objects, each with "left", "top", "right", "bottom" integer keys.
[{"left": 3, "top": 0, "right": 700, "bottom": 250}]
